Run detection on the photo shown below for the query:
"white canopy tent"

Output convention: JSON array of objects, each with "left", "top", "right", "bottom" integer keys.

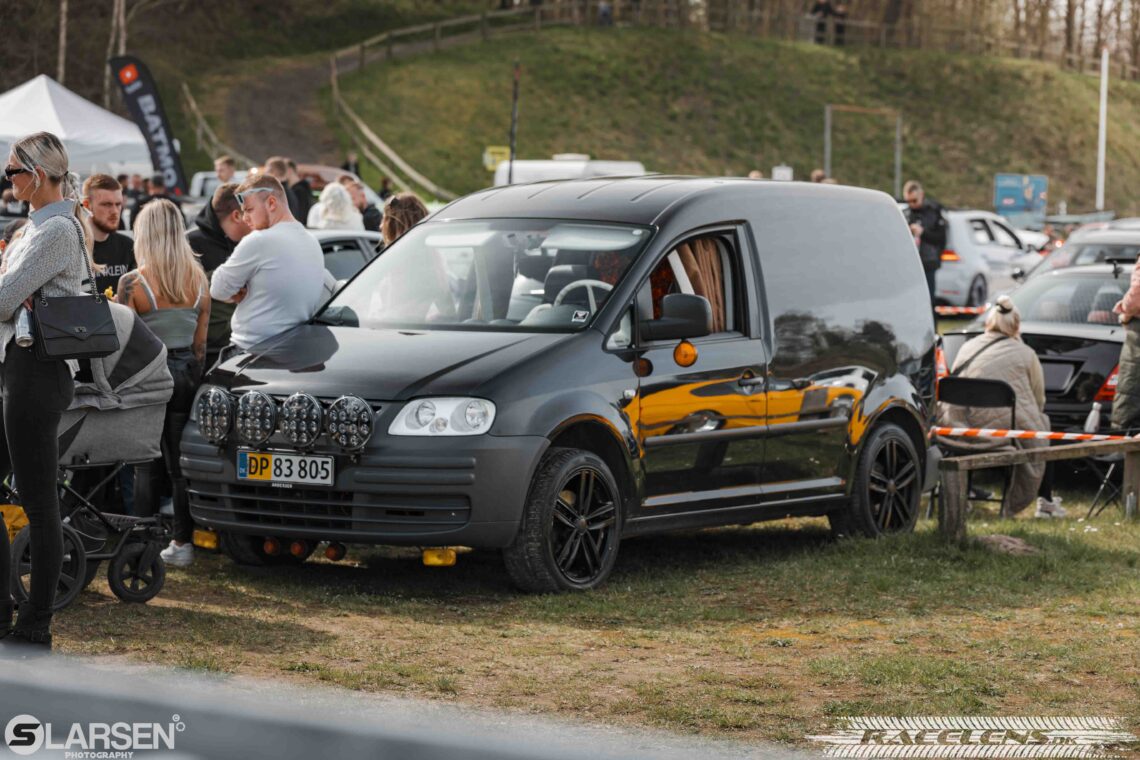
[{"left": 0, "top": 75, "right": 153, "bottom": 177}]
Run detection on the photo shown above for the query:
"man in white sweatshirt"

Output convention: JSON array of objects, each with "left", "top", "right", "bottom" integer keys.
[{"left": 210, "top": 174, "right": 326, "bottom": 358}]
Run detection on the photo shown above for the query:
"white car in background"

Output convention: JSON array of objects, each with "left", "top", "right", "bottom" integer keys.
[{"left": 936, "top": 210, "right": 1034, "bottom": 306}]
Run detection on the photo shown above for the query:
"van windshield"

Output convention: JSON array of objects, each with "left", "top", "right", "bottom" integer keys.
[{"left": 320, "top": 219, "right": 651, "bottom": 332}]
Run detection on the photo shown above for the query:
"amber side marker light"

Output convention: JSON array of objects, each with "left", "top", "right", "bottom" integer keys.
[
  {"left": 422, "top": 548, "right": 457, "bottom": 567},
  {"left": 325, "top": 542, "right": 347, "bottom": 562},
  {"left": 263, "top": 537, "right": 282, "bottom": 556},
  {"left": 674, "top": 340, "right": 698, "bottom": 367},
  {"left": 192, "top": 529, "right": 218, "bottom": 550},
  {"left": 290, "top": 540, "right": 310, "bottom": 558}
]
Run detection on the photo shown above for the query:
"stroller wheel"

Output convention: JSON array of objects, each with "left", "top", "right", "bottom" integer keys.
[
  {"left": 9, "top": 524, "right": 88, "bottom": 612},
  {"left": 108, "top": 542, "right": 166, "bottom": 604}
]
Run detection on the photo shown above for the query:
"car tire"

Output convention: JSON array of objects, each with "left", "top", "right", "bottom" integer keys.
[
  {"left": 219, "top": 531, "right": 310, "bottom": 567},
  {"left": 966, "top": 275, "right": 987, "bottom": 307},
  {"left": 829, "top": 423, "right": 921, "bottom": 538},
  {"left": 503, "top": 447, "right": 621, "bottom": 593}
]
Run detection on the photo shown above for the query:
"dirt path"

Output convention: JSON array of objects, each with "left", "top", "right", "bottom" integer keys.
[{"left": 223, "top": 57, "right": 342, "bottom": 166}]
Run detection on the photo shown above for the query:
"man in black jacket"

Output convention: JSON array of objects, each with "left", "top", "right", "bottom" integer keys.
[
  {"left": 186, "top": 183, "right": 251, "bottom": 369},
  {"left": 904, "top": 180, "right": 947, "bottom": 309}
]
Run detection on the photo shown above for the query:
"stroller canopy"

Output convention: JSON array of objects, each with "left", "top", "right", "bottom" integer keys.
[
  {"left": 72, "top": 302, "right": 174, "bottom": 412},
  {"left": 59, "top": 303, "right": 174, "bottom": 467}
]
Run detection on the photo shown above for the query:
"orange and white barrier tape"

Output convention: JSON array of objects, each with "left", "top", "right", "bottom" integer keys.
[
  {"left": 933, "top": 426, "right": 1132, "bottom": 442},
  {"left": 935, "top": 306, "right": 988, "bottom": 316}
]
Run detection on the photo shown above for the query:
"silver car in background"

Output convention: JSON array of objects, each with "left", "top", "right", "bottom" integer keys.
[{"left": 935, "top": 210, "right": 1034, "bottom": 306}]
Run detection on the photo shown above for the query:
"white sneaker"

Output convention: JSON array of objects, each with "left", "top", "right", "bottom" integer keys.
[
  {"left": 1035, "top": 497, "right": 1067, "bottom": 519},
  {"left": 160, "top": 540, "right": 194, "bottom": 567}
]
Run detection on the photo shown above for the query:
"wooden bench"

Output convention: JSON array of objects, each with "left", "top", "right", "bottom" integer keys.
[{"left": 938, "top": 439, "right": 1140, "bottom": 542}]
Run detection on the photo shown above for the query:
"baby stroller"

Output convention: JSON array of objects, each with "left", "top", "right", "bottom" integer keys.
[{"left": 5, "top": 302, "right": 174, "bottom": 610}]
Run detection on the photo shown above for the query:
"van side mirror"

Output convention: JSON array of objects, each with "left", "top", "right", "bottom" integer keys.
[{"left": 640, "top": 294, "right": 712, "bottom": 342}]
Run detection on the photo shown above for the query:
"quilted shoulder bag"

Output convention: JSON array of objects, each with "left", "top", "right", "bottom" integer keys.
[{"left": 31, "top": 214, "right": 120, "bottom": 361}]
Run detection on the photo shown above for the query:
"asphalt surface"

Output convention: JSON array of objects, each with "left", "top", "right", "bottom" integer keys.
[{"left": 0, "top": 653, "right": 823, "bottom": 760}]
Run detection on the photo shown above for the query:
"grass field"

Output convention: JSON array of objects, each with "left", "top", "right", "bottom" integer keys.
[
  {"left": 334, "top": 25, "right": 1140, "bottom": 213},
  {"left": 59, "top": 489, "right": 1140, "bottom": 746}
]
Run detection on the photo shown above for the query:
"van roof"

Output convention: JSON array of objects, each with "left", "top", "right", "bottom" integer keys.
[{"left": 435, "top": 176, "right": 892, "bottom": 227}]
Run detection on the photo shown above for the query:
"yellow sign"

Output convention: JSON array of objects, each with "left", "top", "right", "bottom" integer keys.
[
  {"left": 483, "top": 146, "right": 511, "bottom": 172},
  {"left": 1, "top": 504, "right": 27, "bottom": 543}
]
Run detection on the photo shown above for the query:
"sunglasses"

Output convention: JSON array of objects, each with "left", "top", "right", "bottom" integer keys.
[
  {"left": 235, "top": 187, "right": 272, "bottom": 208},
  {"left": 3, "top": 167, "right": 30, "bottom": 179}
]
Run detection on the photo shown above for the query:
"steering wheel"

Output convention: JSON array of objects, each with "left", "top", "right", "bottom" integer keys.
[{"left": 553, "top": 279, "right": 613, "bottom": 313}]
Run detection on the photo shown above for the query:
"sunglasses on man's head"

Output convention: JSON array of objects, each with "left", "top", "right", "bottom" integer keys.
[
  {"left": 3, "top": 167, "right": 30, "bottom": 179},
  {"left": 235, "top": 187, "right": 272, "bottom": 208}
]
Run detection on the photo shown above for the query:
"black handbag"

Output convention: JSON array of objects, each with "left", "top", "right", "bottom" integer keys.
[{"left": 31, "top": 214, "right": 120, "bottom": 361}]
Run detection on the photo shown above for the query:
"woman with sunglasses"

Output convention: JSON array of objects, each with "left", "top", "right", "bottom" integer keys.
[{"left": 0, "top": 132, "right": 92, "bottom": 649}]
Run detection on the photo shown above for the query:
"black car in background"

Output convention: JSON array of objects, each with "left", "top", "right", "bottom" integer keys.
[
  {"left": 183, "top": 177, "right": 938, "bottom": 592},
  {"left": 943, "top": 263, "right": 1128, "bottom": 432}
]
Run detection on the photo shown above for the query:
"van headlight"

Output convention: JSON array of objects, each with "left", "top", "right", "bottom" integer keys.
[{"left": 389, "top": 398, "right": 496, "bottom": 436}]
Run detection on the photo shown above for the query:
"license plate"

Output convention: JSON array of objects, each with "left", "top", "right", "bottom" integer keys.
[{"left": 237, "top": 450, "right": 334, "bottom": 486}]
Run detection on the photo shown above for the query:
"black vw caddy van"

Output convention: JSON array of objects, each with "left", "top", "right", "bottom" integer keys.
[{"left": 183, "top": 177, "right": 939, "bottom": 592}]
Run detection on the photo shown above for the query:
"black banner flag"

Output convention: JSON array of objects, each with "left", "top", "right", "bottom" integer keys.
[{"left": 109, "top": 56, "right": 189, "bottom": 196}]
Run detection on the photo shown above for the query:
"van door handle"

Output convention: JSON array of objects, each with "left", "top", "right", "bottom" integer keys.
[{"left": 738, "top": 376, "right": 765, "bottom": 388}]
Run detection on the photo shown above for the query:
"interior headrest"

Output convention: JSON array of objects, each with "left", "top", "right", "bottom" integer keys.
[{"left": 544, "top": 264, "right": 588, "bottom": 303}]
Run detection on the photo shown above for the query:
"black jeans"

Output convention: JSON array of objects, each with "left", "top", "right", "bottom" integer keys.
[
  {"left": 136, "top": 350, "right": 199, "bottom": 542},
  {"left": 0, "top": 342, "right": 74, "bottom": 612}
]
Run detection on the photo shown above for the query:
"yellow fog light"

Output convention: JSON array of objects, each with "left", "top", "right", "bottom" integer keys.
[
  {"left": 192, "top": 529, "right": 219, "bottom": 550},
  {"left": 422, "top": 548, "right": 457, "bottom": 567}
]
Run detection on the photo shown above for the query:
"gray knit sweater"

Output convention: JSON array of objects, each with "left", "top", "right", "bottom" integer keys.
[{"left": 0, "top": 200, "right": 89, "bottom": 364}]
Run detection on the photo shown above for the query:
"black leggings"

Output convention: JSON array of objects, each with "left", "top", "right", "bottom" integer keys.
[
  {"left": 136, "top": 350, "right": 199, "bottom": 541},
  {"left": 0, "top": 343, "right": 74, "bottom": 611}
]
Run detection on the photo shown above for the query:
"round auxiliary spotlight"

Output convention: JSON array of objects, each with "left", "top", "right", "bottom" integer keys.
[
  {"left": 196, "top": 387, "right": 233, "bottom": 444},
  {"left": 326, "top": 395, "right": 374, "bottom": 451},
  {"left": 235, "top": 390, "right": 278, "bottom": 446},
  {"left": 280, "top": 392, "right": 324, "bottom": 449}
]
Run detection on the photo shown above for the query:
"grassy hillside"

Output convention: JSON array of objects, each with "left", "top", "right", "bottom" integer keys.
[{"left": 334, "top": 26, "right": 1140, "bottom": 213}]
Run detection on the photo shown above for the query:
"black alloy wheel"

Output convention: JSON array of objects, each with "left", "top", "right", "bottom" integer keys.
[
  {"left": 830, "top": 423, "right": 921, "bottom": 538},
  {"left": 550, "top": 466, "right": 618, "bottom": 585},
  {"left": 504, "top": 448, "right": 622, "bottom": 592},
  {"left": 967, "top": 275, "right": 988, "bottom": 307}
]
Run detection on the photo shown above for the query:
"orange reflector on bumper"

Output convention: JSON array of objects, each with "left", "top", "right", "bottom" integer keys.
[
  {"left": 192, "top": 529, "right": 218, "bottom": 550},
  {"left": 422, "top": 548, "right": 457, "bottom": 567}
]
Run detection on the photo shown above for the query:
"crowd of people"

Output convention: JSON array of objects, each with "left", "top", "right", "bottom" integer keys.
[{"left": 0, "top": 131, "right": 430, "bottom": 649}]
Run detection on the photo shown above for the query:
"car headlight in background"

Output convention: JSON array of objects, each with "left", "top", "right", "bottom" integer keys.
[
  {"left": 195, "top": 386, "right": 233, "bottom": 444},
  {"left": 326, "top": 395, "right": 374, "bottom": 450},
  {"left": 280, "top": 392, "right": 324, "bottom": 449},
  {"left": 389, "top": 398, "right": 496, "bottom": 436},
  {"left": 235, "top": 390, "right": 277, "bottom": 446}
]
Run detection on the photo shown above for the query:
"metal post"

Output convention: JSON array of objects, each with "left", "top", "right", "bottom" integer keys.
[
  {"left": 1096, "top": 46, "right": 1109, "bottom": 211},
  {"left": 894, "top": 113, "right": 903, "bottom": 199},
  {"left": 508, "top": 60, "right": 521, "bottom": 185},
  {"left": 823, "top": 104, "right": 832, "bottom": 179}
]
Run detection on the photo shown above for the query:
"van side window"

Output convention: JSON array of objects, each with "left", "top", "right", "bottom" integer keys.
[{"left": 639, "top": 233, "right": 739, "bottom": 336}]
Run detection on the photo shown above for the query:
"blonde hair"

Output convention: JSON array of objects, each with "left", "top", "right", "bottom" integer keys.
[
  {"left": 12, "top": 132, "right": 84, "bottom": 223},
  {"left": 984, "top": 294, "right": 1021, "bottom": 338},
  {"left": 315, "top": 183, "right": 359, "bottom": 228},
  {"left": 133, "top": 199, "right": 206, "bottom": 305}
]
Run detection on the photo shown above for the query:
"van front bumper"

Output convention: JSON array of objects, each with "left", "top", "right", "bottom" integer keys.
[{"left": 182, "top": 429, "right": 550, "bottom": 549}]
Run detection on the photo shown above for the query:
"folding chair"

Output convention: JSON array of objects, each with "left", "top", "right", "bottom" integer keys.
[{"left": 931, "top": 377, "right": 1018, "bottom": 518}]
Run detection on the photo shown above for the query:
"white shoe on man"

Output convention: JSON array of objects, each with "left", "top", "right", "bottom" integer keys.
[
  {"left": 160, "top": 540, "right": 194, "bottom": 567},
  {"left": 1034, "top": 497, "right": 1067, "bottom": 519}
]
